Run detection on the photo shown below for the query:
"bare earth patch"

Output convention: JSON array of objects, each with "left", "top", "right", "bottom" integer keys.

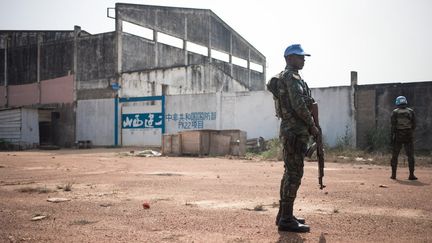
[{"left": 0, "top": 148, "right": 431, "bottom": 242}]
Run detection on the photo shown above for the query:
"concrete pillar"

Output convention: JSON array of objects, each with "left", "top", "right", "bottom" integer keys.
[
  {"left": 153, "top": 12, "right": 159, "bottom": 69},
  {"left": 350, "top": 71, "right": 357, "bottom": 148},
  {"left": 153, "top": 30, "right": 158, "bottom": 68},
  {"left": 229, "top": 33, "right": 233, "bottom": 77},
  {"left": 115, "top": 16, "right": 123, "bottom": 77},
  {"left": 73, "top": 25, "right": 81, "bottom": 144},
  {"left": 184, "top": 16, "right": 188, "bottom": 66},
  {"left": 37, "top": 33, "right": 42, "bottom": 104},
  {"left": 4, "top": 35, "right": 8, "bottom": 107},
  {"left": 73, "top": 25, "right": 81, "bottom": 102},
  {"left": 248, "top": 49, "right": 251, "bottom": 90},
  {"left": 207, "top": 14, "right": 211, "bottom": 63},
  {"left": 351, "top": 71, "right": 358, "bottom": 86},
  {"left": 184, "top": 17, "right": 188, "bottom": 89},
  {"left": 115, "top": 5, "right": 123, "bottom": 145},
  {"left": 207, "top": 14, "right": 212, "bottom": 92}
]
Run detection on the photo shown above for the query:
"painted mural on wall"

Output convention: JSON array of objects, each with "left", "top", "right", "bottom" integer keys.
[
  {"left": 122, "top": 113, "right": 163, "bottom": 129},
  {"left": 165, "top": 112, "right": 217, "bottom": 129}
]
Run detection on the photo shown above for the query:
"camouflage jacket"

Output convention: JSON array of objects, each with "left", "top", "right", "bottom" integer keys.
[
  {"left": 391, "top": 106, "right": 416, "bottom": 133},
  {"left": 277, "top": 66, "right": 315, "bottom": 137}
]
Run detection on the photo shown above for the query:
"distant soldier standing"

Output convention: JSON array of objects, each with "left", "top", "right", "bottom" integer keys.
[
  {"left": 390, "top": 96, "right": 417, "bottom": 180},
  {"left": 267, "top": 44, "right": 319, "bottom": 232}
]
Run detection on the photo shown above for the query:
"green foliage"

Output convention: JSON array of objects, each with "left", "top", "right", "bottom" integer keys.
[
  {"left": 260, "top": 138, "right": 283, "bottom": 160},
  {"left": 0, "top": 139, "right": 13, "bottom": 150},
  {"left": 365, "top": 126, "right": 391, "bottom": 152},
  {"left": 327, "top": 147, "right": 366, "bottom": 158},
  {"left": 333, "top": 125, "right": 352, "bottom": 151},
  {"left": 246, "top": 138, "right": 282, "bottom": 161},
  {"left": 17, "top": 186, "right": 53, "bottom": 194}
]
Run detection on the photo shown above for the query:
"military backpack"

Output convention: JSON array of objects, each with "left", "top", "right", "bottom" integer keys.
[
  {"left": 394, "top": 108, "right": 414, "bottom": 130},
  {"left": 266, "top": 72, "right": 284, "bottom": 118}
]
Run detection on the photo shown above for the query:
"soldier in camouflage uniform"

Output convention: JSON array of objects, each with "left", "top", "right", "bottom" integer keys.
[
  {"left": 390, "top": 96, "right": 417, "bottom": 180},
  {"left": 267, "top": 44, "right": 319, "bottom": 232}
]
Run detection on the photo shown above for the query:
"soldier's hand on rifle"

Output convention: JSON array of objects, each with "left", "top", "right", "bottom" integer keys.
[{"left": 309, "top": 125, "right": 320, "bottom": 137}]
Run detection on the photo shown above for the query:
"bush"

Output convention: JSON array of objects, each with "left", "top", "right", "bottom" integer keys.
[
  {"left": 246, "top": 138, "right": 282, "bottom": 161},
  {"left": 333, "top": 125, "right": 353, "bottom": 151},
  {"left": 365, "top": 126, "right": 391, "bottom": 152},
  {"left": 260, "top": 138, "right": 283, "bottom": 160},
  {"left": 0, "top": 139, "right": 13, "bottom": 150}
]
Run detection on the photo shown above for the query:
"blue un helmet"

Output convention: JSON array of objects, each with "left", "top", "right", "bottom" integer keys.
[
  {"left": 284, "top": 44, "right": 311, "bottom": 57},
  {"left": 395, "top": 96, "right": 408, "bottom": 106}
]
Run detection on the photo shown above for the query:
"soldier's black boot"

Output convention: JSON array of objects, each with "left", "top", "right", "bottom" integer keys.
[
  {"left": 276, "top": 206, "right": 281, "bottom": 225},
  {"left": 275, "top": 201, "right": 305, "bottom": 225},
  {"left": 278, "top": 201, "right": 310, "bottom": 232},
  {"left": 390, "top": 166, "right": 396, "bottom": 180},
  {"left": 408, "top": 171, "right": 417, "bottom": 180},
  {"left": 408, "top": 161, "right": 417, "bottom": 180}
]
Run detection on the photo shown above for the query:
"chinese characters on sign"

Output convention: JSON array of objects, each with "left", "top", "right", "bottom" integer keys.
[
  {"left": 122, "top": 113, "right": 163, "bottom": 129},
  {"left": 165, "top": 112, "right": 217, "bottom": 129}
]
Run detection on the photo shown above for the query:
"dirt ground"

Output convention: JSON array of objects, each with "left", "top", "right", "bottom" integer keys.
[{"left": 0, "top": 148, "right": 431, "bottom": 243}]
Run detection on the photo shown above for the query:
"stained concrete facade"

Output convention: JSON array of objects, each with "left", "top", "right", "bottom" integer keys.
[
  {"left": 116, "top": 3, "right": 266, "bottom": 90},
  {"left": 0, "top": 3, "right": 266, "bottom": 147},
  {"left": 0, "top": 30, "right": 79, "bottom": 147}
]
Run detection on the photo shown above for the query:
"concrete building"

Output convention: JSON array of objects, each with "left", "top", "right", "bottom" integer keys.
[
  {"left": 0, "top": 3, "right": 266, "bottom": 148},
  {"left": 1, "top": 3, "right": 431, "bottom": 151}
]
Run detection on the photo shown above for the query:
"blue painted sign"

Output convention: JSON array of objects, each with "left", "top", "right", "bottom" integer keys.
[{"left": 122, "top": 113, "right": 163, "bottom": 129}]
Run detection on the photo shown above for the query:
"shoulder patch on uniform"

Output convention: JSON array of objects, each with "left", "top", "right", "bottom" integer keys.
[{"left": 292, "top": 73, "right": 301, "bottom": 80}]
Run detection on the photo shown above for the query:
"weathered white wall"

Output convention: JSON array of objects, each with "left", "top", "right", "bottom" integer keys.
[
  {"left": 311, "top": 86, "right": 353, "bottom": 147},
  {"left": 21, "top": 108, "right": 39, "bottom": 146},
  {"left": 73, "top": 86, "right": 353, "bottom": 148},
  {"left": 220, "top": 91, "right": 279, "bottom": 139},
  {"left": 76, "top": 99, "right": 115, "bottom": 146},
  {"left": 165, "top": 93, "right": 218, "bottom": 134},
  {"left": 120, "top": 64, "right": 248, "bottom": 98},
  {"left": 165, "top": 91, "right": 279, "bottom": 140}
]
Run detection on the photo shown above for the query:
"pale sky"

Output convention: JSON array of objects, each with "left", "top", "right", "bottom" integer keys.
[{"left": 1, "top": 0, "right": 431, "bottom": 87}]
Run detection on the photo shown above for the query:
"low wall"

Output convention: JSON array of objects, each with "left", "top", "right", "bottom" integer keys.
[{"left": 312, "top": 86, "right": 354, "bottom": 147}]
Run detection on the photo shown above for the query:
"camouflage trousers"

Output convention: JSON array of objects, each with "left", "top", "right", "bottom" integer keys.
[
  {"left": 391, "top": 137, "right": 415, "bottom": 172},
  {"left": 279, "top": 133, "right": 308, "bottom": 203}
]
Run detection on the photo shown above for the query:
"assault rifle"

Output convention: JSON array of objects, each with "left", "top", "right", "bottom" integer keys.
[{"left": 311, "top": 102, "right": 325, "bottom": 190}]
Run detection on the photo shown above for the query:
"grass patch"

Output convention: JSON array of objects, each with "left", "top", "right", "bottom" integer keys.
[
  {"left": 57, "top": 182, "right": 74, "bottom": 191},
  {"left": 246, "top": 138, "right": 282, "bottom": 161},
  {"left": 247, "top": 137, "right": 432, "bottom": 167},
  {"left": 17, "top": 186, "right": 53, "bottom": 194},
  {"left": 365, "top": 126, "right": 391, "bottom": 152}
]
